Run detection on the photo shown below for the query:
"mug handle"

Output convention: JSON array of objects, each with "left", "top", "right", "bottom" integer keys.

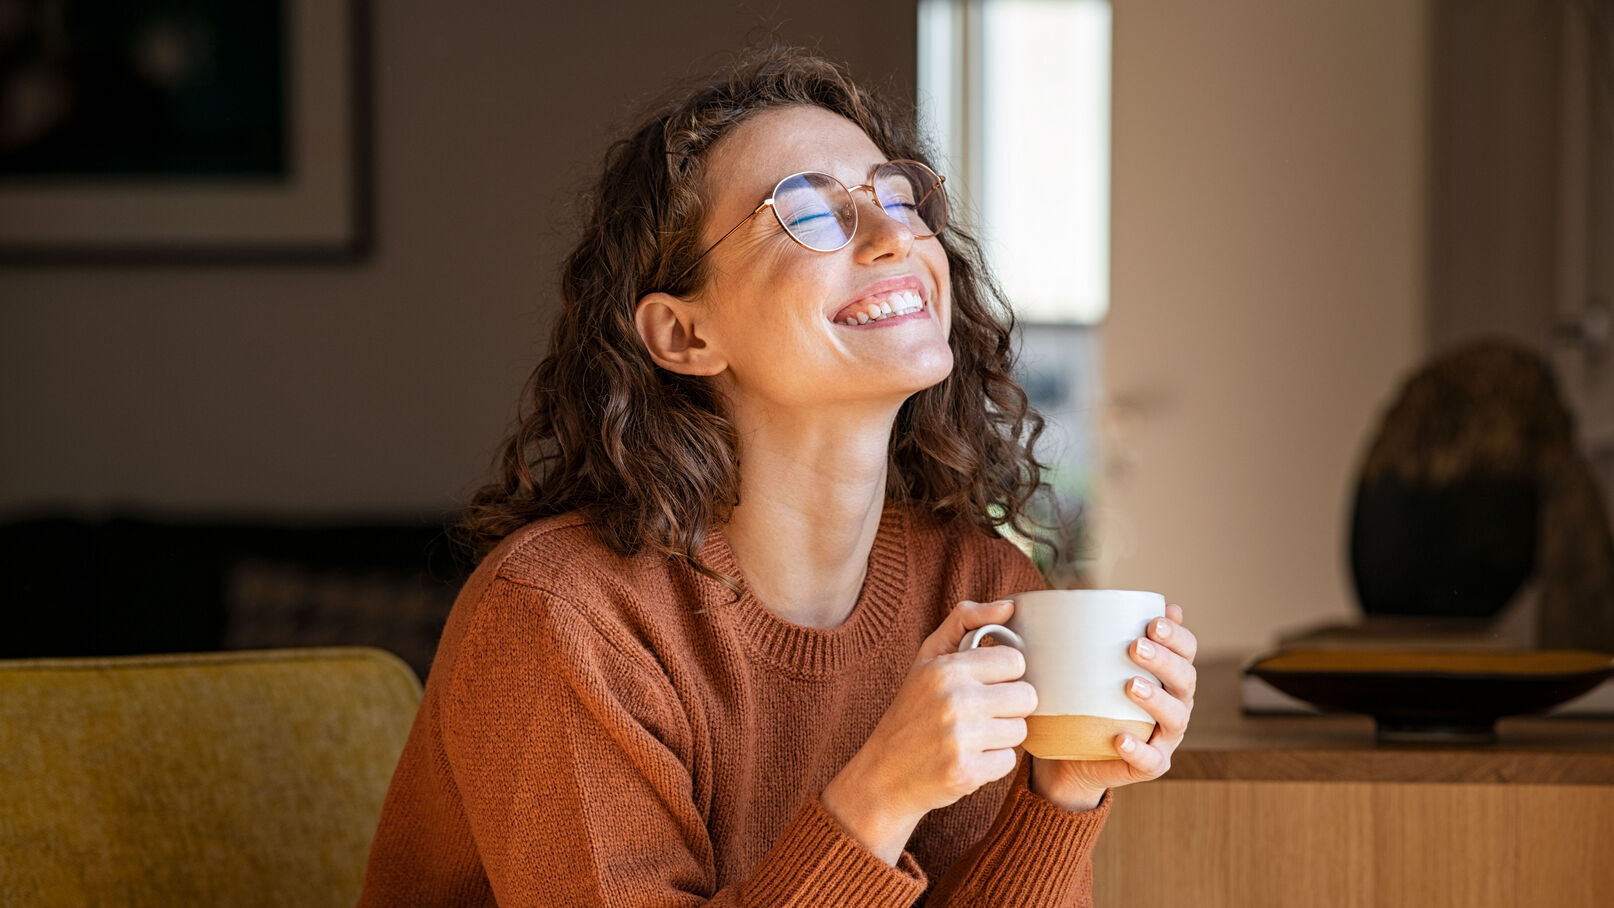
[{"left": 958, "top": 624, "right": 1027, "bottom": 653}]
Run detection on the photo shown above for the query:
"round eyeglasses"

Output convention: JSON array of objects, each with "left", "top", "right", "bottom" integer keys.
[{"left": 673, "top": 159, "right": 948, "bottom": 287}]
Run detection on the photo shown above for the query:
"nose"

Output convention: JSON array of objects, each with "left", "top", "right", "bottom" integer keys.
[{"left": 849, "top": 186, "right": 915, "bottom": 264}]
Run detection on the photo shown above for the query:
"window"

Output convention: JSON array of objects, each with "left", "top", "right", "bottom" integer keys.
[
  {"left": 919, "top": 0, "right": 1112, "bottom": 579},
  {"left": 918, "top": 0, "right": 1111, "bottom": 325}
]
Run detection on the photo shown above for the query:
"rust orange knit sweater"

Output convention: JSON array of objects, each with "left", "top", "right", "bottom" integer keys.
[{"left": 359, "top": 504, "right": 1110, "bottom": 906}]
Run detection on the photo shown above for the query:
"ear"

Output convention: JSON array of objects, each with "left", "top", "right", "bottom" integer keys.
[{"left": 634, "top": 292, "right": 728, "bottom": 376}]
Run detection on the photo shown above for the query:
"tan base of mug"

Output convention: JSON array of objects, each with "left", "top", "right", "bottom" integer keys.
[{"left": 1024, "top": 715, "right": 1157, "bottom": 760}]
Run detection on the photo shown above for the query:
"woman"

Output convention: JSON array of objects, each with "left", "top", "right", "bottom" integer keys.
[{"left": 360, "top": 48, "right": 1197, "bottom": 907}]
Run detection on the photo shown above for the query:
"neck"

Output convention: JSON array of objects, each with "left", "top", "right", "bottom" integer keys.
[{"left": 723, "top": 403, "right": 899, "bottom": 629}]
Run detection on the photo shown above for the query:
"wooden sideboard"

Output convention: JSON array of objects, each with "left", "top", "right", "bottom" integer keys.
[{"left": 1091, "top": 658, "right": 1614, "bottom": 907}]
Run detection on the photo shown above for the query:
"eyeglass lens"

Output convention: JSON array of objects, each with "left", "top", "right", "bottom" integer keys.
[
  {"left": 772, "top": 162, "right": 947, "bottom": 252},
  {"left": 774, "top": 172, "right": 858, "bottom": 251}
]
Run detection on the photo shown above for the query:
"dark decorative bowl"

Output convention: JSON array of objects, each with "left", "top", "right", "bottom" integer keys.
[{"left": 1246, "top": 649, "right": 1614, "bottom": 743}]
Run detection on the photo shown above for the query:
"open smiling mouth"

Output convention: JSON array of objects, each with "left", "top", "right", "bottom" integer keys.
[{"left": 833, "top": 289, "right": 927, "bottom": 326}]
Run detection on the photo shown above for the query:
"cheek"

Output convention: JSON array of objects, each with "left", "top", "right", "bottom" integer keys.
[{"left": 928, "top": 247, "right": 954, "bottom": 338}]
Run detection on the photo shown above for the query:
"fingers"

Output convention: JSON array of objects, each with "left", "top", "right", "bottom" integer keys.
[
  {"left": 941, "top": 644, "right": 1029, "bottom": 686},
  {"left": 1126, "top": 605, "right": 1196, "bottom": 754},
  {"left": 1133, "top": 606, "right": 1198, "bottom": 702},
  {"left": 982, "top": 717, "right": 1030, "bottom": 752},
  {"left": 1114, "top": 732, "right": 1172, "bottom": 781},
  {"left": 943, "top": 718, "right": 1030, "bottom": 758},
  {"left": 1131, "top": 632, "right": 1197, "bottom": 707},
  {"left": 977, "top": 745, "right": 1022, "bottom": 784},
  {"left": 955, "top": 598, "right": 1015, "bottom": 636},
  {"left": 1125, "top": 674, "right": 1190, "bottom": 742},
  {"left": 1152, "top": 608, "right": 1199, "bottom": 663},
  {"left": 919, "top": 599, "right": 1015, "bottom": 662},
  {"left": 983, "top": 679, "right": 1038, "bottom": 718}
]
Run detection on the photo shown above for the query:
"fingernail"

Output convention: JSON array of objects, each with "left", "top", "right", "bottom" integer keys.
[
  {"left": 1130, "top": 677, "right": 1153, "bottom": 698},
  {"left": 1135, "top": 638, "right": 1156, "bottom": 659},
  {"left": 1119, "top": 736, "right": 1137, "bottom": 753},
  {"left": 1154, "top": 619, "right": 1172, "bottom": 638}
]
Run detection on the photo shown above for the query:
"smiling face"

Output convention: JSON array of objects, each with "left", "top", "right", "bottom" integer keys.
[{"left": 642, "top": 105, "right": 955, "bottom": 422}]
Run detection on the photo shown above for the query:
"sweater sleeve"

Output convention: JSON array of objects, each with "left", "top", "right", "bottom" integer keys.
[
  {"left": 439, "top": 575, "right": 928, "bottom": 908},
  {"left": 921, "top": 756, "right": 1110, "bottom": 907}
]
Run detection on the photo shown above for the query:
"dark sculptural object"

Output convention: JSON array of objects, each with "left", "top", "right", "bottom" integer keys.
[
  {"left": 1351, "top": 475, "right": 1538, "bottom": 618},
  {"left": 1348, "top": 340, "right": 1614, "bottom": 647}
]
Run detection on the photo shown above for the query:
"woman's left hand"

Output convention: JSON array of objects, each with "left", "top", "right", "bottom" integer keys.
[{"left": 1029, "top": 603, "right": 1198, "bottom": 811}]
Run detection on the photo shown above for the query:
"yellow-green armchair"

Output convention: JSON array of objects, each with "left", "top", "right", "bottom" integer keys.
[{"left": 0, "top": 647, "right": 421, "bottom": 907}]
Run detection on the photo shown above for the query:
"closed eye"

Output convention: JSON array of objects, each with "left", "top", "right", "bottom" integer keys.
[{"left": 784, "top": 210, "right": 837, "bottom": 230}]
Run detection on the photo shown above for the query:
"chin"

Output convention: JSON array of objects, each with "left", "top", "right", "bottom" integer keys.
[{"left": 903, "top": 344, "right": 957, "bottom": 393}]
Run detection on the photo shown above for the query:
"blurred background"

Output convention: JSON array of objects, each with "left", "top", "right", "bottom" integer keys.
[{"left": 1, "top": 0, "right": 1609, "bottom": 674}]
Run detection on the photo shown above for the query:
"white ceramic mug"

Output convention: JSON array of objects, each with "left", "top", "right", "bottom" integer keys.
[{"left": 958, "top": 589, "right": 1166, "bottom": 760}]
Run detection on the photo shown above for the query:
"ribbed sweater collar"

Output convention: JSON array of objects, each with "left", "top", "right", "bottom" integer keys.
[{"left": 700, "top": 503, "right": 911, "bottom": 680}]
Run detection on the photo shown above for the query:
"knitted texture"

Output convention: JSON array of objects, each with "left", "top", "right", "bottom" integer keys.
[{"left": 359, "top": 503, "right": 1109, "bottom": 906}]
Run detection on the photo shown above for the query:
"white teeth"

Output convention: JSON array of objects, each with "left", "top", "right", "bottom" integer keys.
[{"left": 837, "top": 289, "right": 926, "bottom": 324}]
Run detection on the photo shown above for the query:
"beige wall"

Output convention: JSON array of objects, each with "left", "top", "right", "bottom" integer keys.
[
  {"left": 0, "top": 0, "right": 918, "bottom": 517},
  {"left": 1427, "top": 0, "right": 1563, "bottom": 354},
  {"left": 1099, "top": 0, "right": 1429, "bottom": 657}
]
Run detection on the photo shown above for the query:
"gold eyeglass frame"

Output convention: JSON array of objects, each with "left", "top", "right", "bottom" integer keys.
[{"left": 672, "top": 159, "right": 948, "bottom": 287}]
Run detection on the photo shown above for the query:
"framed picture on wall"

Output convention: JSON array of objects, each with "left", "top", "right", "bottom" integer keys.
[{"left": 0, "top": 0, "right": 372, "bottom": 265}]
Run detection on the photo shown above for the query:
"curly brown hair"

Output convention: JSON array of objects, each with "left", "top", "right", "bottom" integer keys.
[{"left": 458, "top": 46, "right": 1055, "bottom": 575}]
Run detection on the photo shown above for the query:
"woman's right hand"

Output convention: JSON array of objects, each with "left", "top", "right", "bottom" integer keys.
[{"left": 821, "top": 599, "right": 1037, "bottom": 865}]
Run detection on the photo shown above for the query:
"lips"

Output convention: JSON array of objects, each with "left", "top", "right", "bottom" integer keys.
[{"left": 831, "top": 277, "right": 930, "bottom": 326}]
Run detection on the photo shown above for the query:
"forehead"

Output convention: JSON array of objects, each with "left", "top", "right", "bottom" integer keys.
[{"left": 704, "top": 106, "right": 887, "bottom": 202}]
